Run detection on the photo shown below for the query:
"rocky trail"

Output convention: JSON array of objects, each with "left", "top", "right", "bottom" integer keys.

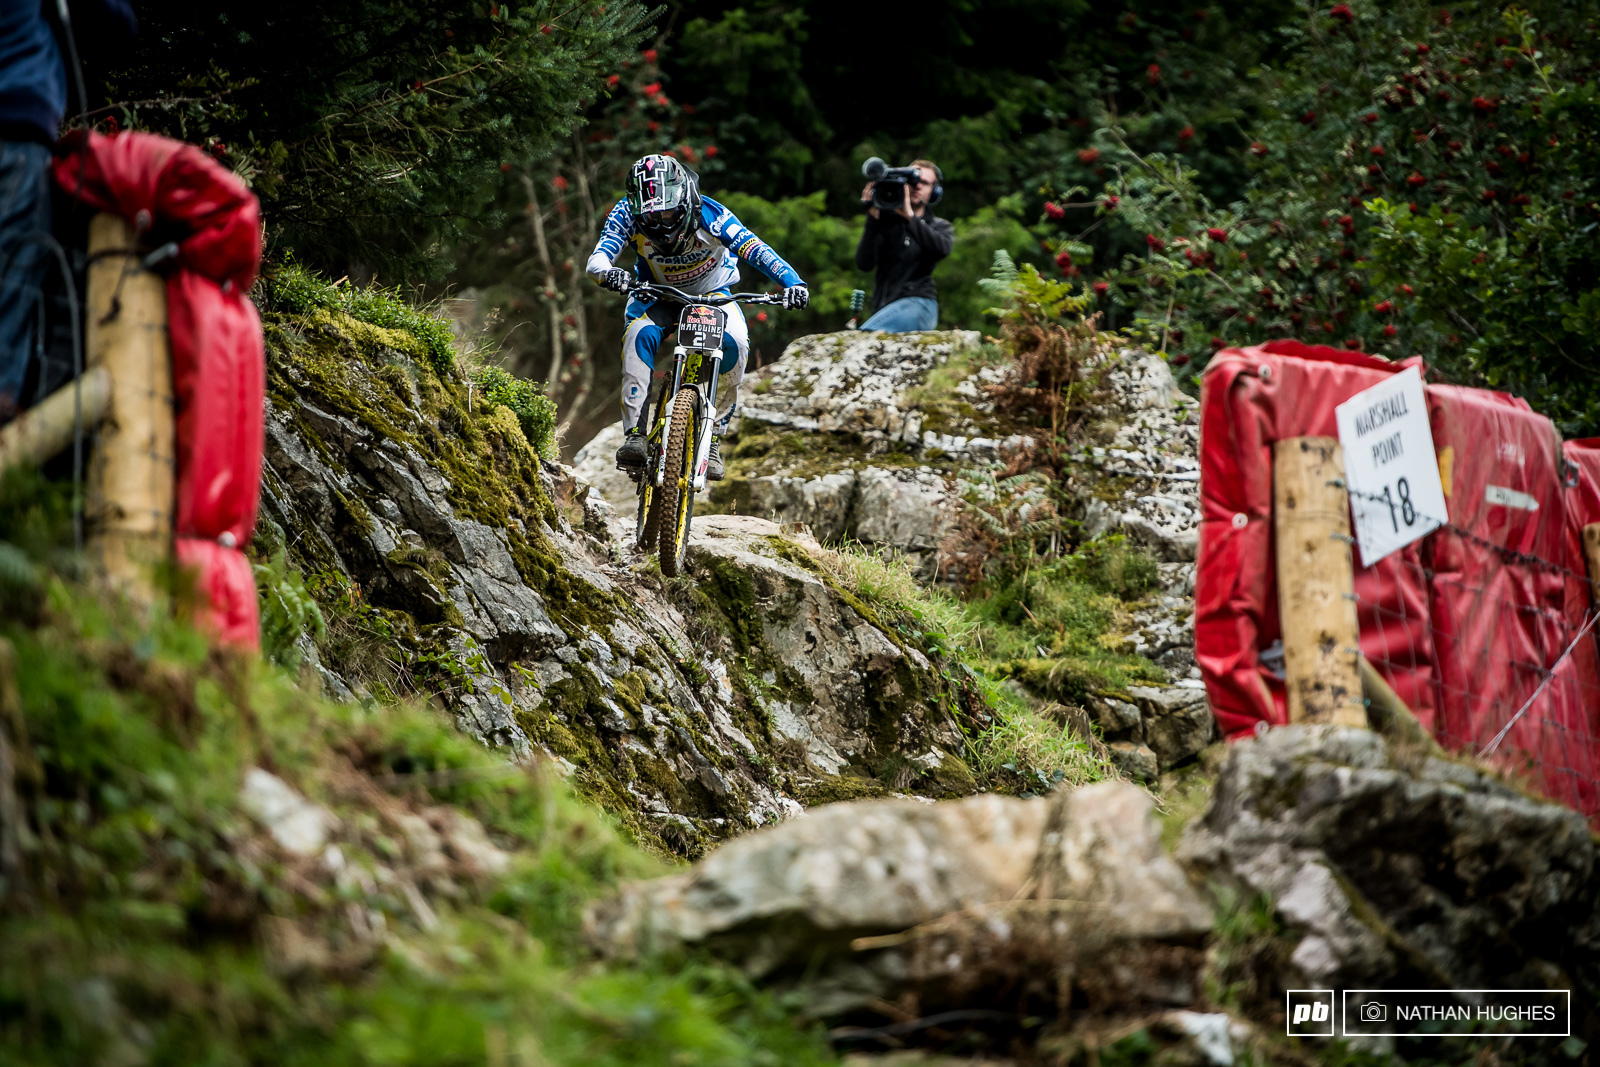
[
  {"left": 245, "top": 309, "right": 1599, "bottom": 1061},
  {"left": 579, "top": 329, "right": 1213, "bottom": 782}
]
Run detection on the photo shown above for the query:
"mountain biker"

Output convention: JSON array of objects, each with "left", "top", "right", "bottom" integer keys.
[{"left": 587, "top": 153, "right": 808, "bottom": 480}]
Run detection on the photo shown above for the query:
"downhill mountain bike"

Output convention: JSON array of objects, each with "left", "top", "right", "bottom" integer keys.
[{"left": 622, "top": 282, "right": 784, "bottom": 576}]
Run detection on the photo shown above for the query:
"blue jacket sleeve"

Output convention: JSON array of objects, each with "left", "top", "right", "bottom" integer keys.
[
  {"left": 703, "top": 198, "right": 805, "bottom": 288},
  {"left": 586, "top": 200, "right": 637, "bottom": 278}
]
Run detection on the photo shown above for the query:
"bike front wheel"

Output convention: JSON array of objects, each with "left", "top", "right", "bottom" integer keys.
[{"left": 657, "top": 387, "right": 699, "bottom": 577}]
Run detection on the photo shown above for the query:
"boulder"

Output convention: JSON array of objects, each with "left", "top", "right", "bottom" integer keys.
[
  {"left": 589, "top": 781, "right": 1214, "bottom": 1018},
  {"left": 1127, "top": 683, "right": 1215, "bottom": 768},
  {"left": 586, "top": 791, "right": 1049, "bottom": 966},
  {"left": 1179, "top": 724, "right": 1600, "bottom": 991}
]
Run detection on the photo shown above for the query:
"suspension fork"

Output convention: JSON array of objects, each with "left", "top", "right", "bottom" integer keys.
[
  {"left": 692, "top": 362, "right": 722, "bottom": 491},
  {"left": 653, "top": 345, "right": 698, "bottom": 488}
]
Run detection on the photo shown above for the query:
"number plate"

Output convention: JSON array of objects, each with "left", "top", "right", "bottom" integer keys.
[{"left": 679, "top": 304, "right": 726, "bottom": 352}]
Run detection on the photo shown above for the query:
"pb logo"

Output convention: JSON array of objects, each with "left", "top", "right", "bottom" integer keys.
[{"left": 1286, "top": 990, "right": 1335, "bottom": 1037}]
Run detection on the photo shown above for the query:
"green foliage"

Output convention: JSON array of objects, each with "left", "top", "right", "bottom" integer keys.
[
  {"left": 965, "top": 669, "right": 1114, "bottom": 792},
  {"left": 714, "top": 190, "right": 863, "bottom": 337},
  {"left": 101, "top": 0, "right": 655, "bottom": 277},
  {"left": 810, "top": 543, "right": 975, "bottom": 654},
  {"left": 264, "top": 263, "right": 459, "bottom": 377},
  {"left": 475, "top": 366, "right": 559, "bottom": 460},
  {"left": 1054, "top": 1, "right": 1600, "bottom": 429},
  {"left": 254, "top": 543, "right": 326, "bottom": 671}
]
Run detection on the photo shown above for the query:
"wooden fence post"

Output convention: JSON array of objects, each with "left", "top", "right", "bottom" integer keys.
[
  {"left": 84, "top": 214, "right": 175, "bottom": 593},
  {"left": 1583, "top": 524, "right": 1600, "bottom": 606},
  {"left": 1273, "top": 436, "right": 1366, "bottom": 726}
]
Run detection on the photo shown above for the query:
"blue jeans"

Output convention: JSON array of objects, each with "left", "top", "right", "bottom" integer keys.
[
  {"left": 859, "top": 296, "right": 938, "bottom": 333},
  {"left": 0, "top": 141, "right": 53, "bottom": 414}
]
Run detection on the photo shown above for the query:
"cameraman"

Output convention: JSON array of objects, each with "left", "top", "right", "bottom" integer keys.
[{"left": 854, "top": 159, "right": 953, "bottom": 332}]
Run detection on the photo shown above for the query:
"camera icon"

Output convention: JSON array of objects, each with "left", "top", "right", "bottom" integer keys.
[{"left": 1359, "top": 1002, "right": 1389, "bottom": 1024}]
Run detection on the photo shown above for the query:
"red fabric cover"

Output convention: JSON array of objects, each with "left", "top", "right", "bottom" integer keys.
[
  {"left": 54, "top": 131, "right": 263, "bottom": 648},
  {"left": 175, "top": 538, "right": 260, "bottom": 648},
  {"left": 1197, "top": 344, "right": 1600, "bottom": 821}
]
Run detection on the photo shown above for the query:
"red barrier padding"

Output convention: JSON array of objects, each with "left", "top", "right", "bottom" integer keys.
[
  {"left": 54, "top": 131, "right": 264, "bottom": 649},
  {"left": 1198, "top": 344, "right": 1600, "bottom": 821},
  {"left": 175, "top": 537, "right": 260, "bottom": 648}
]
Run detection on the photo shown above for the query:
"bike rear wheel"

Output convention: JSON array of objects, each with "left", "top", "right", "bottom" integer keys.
[{"left": 658, "top": 387, "right": 698, "bottom": 577}]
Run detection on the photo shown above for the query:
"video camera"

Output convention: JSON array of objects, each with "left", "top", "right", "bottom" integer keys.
[{"left": 862, "top": 157, "right": 926, "bottom": 213}]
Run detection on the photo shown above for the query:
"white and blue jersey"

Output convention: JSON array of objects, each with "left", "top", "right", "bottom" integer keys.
[
  {"left": 585, "top": 196, "right": 804, "bottom": 293},
  {"left": 590, "top": 196, "right": 804, "bottom": 435}
]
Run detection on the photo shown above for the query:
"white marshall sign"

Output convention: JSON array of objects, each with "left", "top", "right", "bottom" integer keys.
[{"left": 1334, "top": 366, "right": 1447, "bottom": 567}]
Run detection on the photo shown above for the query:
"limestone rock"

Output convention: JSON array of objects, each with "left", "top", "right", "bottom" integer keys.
[
  {"left": 1127, "top": 684, "right": 1215, "bottom": 768},
  {"left": 570, "top": 421, "right": 638, "bottom": 512},
  {"left": 587, "top": 792, "right": 1049, "bottom": 965},
  {"left": 589, "top": 781, "right": 1215, "bottom": 1018},
  {"left": 1071, "top": 350, "right": 1200, "bottom": 564},
  {"left": 263, "top": 326, "right": 979, "bottom": 858},
  {"left": 744, "top": 330, "right": 982, "bottom": 443},
  {"left": 1107, "top": 741, "right": 1159, "bottom": 782},
  {"left": 240, "top": 768, "right": 335, "bottom": 857},
  {"left": 1179, "top": 724, "right": 1600, "bottom": 990}
]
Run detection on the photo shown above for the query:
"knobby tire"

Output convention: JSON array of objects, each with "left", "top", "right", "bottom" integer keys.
[{"left": 658, "top": 387, "right": 698, "bottom": 577}]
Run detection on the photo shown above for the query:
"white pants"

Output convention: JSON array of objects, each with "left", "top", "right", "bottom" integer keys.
[{"left": 620, "top": 295, "right": 749, "bottom": 435}]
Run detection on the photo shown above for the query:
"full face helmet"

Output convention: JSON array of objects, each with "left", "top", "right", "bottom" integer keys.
[{"left": 626, "top": 154, "right": 701, "bottom": 253}]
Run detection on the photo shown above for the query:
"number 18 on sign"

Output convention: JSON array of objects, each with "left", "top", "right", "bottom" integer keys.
[{"left": 1334, "top": 366, "right": 1447, "bottom": 567}]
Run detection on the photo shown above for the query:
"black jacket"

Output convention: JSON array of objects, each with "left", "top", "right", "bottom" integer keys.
[{"left": 855, "top": 210, "right": 954, "bottom": 310}]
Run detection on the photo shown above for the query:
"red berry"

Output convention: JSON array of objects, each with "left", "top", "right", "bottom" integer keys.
[
  {"left": 1093, "top": 281, "right": 1109, "bottom": 295},
  {"left": 1054, "top": 250, "right": 1074, "bottom": 268},
  {"left": 1044, "top": 201, "right": 1066, "bottom": 220},
  {"left": 540, "top": 23, "right": 553, "bottom": 33},
  {"left": 1302, "top": 110, "right": 1317, "bottom": 124},
  {"left": 1330, "top": 4, "right": 1354, "bottom": 22},
  {"left": 1250, "top": 141, "right": 1267, "bottom": 156},
  {"left": 642, "top": 82, "right": 661, "bottom": 95},
  {"left": 1103, "top": 195, "right": 1120, "bottom": 209},
  {"left": 643, "top": 48, "right": 658, "bottom": 63},
  {"left": 1207, "top": 227, "right": 1228, "bottom": 242},
  {"left": 756, "top": 311, "right": 768, "bottom": 323},
  {"left": 1077, "top": 147, "right": 1100, "bottom": 164},
  {"left": 1373, "top": 300, "right": 1394, "bottom": 313},
  {"left": 1383, "top": 324, "right": 1398, "bottom": 337},
  {"left": 606, "top": 74, "right": 620, "bottom": 87},
  {"left": 1407, "top": 171, "right": 1426, "bottom": 186},
  {"left": 552, "top": 174, "right": 569, "bottom": 190},
  {"left": 1170, "top": 353, "right": 1191, "bottom": 365},
  {"left": 1398, "top": 284, "right": 1415, "bottom": 295},
  {"left": 1147, "top": 64, "right": 1162, "bottom": 85},
  {"left": 1146, "top": 234, "right": 1166, "bottom": 251},
  {"left": 1369, "top": 145, "right": 1385, "bottom": 156},
  {"left": 1178, "top": 125, "right": 1195, "bottom": 141},
  {"left": 1345, "top": 338, "right": 1362, "bottom": 349},
  {"left": 705, "top": 145, "right": 719, "bottom": 159}
]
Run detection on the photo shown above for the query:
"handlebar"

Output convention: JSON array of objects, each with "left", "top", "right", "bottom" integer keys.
[{"left": 625, "top": 280, "right": 785, "bottom": 306}]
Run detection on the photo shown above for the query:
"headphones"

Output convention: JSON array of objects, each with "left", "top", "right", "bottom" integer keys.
[{"left": 923, "top": 163, "right": 944, "bottom": 206}]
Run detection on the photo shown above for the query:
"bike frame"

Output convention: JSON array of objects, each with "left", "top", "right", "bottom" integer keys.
[{"left": 630, "top": 283, "right": 781, "bottom": 493}]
